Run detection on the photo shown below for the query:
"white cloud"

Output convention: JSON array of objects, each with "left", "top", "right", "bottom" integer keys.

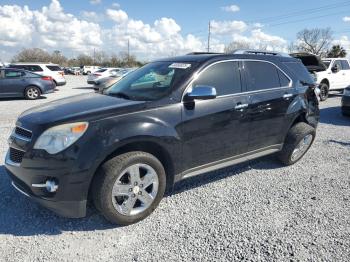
[
  {"left": 253, "top": 23, "right": 264, "bottom": 28},
  {"left": 343, "top": 16, "right": 350, "bottom": 22},
  {"left": 211, "top": 20, "right": 247, "bottom": 35},
  {"left": 0, "top": 0, "right": 102, "bottom": 53},
  {"left": 0, "top": 0, "right": 290, "bottom": 61},
  {"left": 112, "top": 2, "right": 120, "bottom": 8},
  {"left": 81, "top": 11, "right": 100, "bottom": 22},
  {"left": 221, "top": 5, "right": 240, "bottom": 13},
  {"left": 89, "top": 0, "right": 101, "bottom": 5},
  {"left": 106, "top": 8, "right": 128, "bottom": 23}
]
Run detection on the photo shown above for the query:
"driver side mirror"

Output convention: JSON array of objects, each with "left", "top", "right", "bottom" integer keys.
[
  {"left": 184, "top": 85, "right": 217, "bottom": 102},
  {"left": 331, "top": 64, "right": 340, "bottom": 73}
]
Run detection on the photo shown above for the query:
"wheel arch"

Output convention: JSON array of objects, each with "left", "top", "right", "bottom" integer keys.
[
  {"left": 24, "top": 84, "right": 43, "bottom": 95},
  {"left": 88, "top": 139, "right": 176, "bottom": 198},
  {"left": 320, "top": 78, "right": 329, "bottom": 88}
]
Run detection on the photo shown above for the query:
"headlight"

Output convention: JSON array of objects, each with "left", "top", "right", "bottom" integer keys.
[
  {"left": 344, "top": 88, "right": 350, "bottom": 96},
  {"left": 34, "top": 122, "right": 89, "bottom": 154}
]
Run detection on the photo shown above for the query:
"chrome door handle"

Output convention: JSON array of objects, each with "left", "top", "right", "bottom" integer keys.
[
  {"left": 283, "top": 93, "right": 293, "bottom": 99},
  {"left": 234, "top": 103, "right": 248, "bottom": 110}
]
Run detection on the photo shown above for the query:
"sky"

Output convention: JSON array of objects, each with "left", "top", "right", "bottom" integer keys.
[{"left": 1, "top": 0, "right": 350, "bottom": 62}]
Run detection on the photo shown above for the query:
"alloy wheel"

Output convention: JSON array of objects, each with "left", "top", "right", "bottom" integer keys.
[
  {"left": 27, "top": 87, "right": 40, "bottom": 99},
  {"left": 291, "top": 134, "right": 313, "bottom": 161},
  {"left": 111, "top": 163, "right": 159, "bottom": 216}
]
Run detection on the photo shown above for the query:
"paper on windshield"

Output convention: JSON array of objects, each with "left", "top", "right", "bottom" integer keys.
[{"left": 169, "top": 63, "right": 191, "bottom": 69}]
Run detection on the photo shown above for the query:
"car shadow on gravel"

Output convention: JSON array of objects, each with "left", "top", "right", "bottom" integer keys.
[
  {"left": 0, "top": 96, "right": 47, "bottom": 102},
  {"left": 0, "top": 165, "right": 117, "bottom": 236},
  {"left": 72, "top": 86, "right": 95, "bottom": 90},
  {"left": 319, "top": 106, "right": 350, "bottom": 127}
]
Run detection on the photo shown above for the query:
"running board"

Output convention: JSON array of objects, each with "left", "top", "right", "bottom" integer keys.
[{"left": 178, "top": 145, "right": 282, "bottom": 181}]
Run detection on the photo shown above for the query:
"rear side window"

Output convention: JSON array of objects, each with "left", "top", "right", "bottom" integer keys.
[
  {"left": 193, "top": 61, "right": 242, "bottom": 96},
  {"left": 5, "top": 70, "right": 24, "bottom": 78},
  {"left": 284, "top": 62, "right": 313, "bottom": 84},
  {"left": 46, "top": 65, "right": 62, "bottom": 71},
  {"left": 96, "top": 69, "right": 107, "bottom": 73},
  {"left": 243, "top": 61, "right": 281, "bottom": 91},
  {"left": 341, "top": 60, "right": 350, "bottom": 70}
]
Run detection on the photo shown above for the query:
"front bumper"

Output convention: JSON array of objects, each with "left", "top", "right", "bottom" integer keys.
[{"left": 5, "top": 151, "right": 89, "bottom": 218}]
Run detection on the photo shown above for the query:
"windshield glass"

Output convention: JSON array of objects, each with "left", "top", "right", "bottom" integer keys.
[
  {"left": 322, "top": 60, "right": 331, "bottom": 68},
  {"left": 105, "top": 61, "right": 198, "bottom": 101}
]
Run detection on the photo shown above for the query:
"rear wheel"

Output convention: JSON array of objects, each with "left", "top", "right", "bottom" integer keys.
[
  {"left": 278, "top": 122, "right": 316, "bottom": 165},
  {"left": 319, "top": 82, "right": 329, "bottom": 101},
  {"left": 24, "top": 86, "right": 41, "bottom": 100},
  {"left": 92, "top": 151, "right": 166, "bottom": 225}
]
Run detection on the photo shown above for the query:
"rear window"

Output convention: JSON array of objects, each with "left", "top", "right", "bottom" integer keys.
[
  {"left": 46, "top": 65, "right": 62, "bottom": 71},
  {"left": 243, "top": 61, "right": 283, "bottom": 91},
  {"left": 284, "top": 62, "right": 313, "bottom": 83}
]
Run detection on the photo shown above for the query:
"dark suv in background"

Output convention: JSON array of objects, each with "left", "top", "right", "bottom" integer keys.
[{"left": 5, "top": 50, "right": 319, "bottom": 225}]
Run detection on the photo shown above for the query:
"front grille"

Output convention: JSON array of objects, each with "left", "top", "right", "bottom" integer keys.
[
  {"left": 9, "top": 148, "right": 25, "bottom": 164},
  {"left": 15, "top": 127, "right": 32, "bottom": 140}
]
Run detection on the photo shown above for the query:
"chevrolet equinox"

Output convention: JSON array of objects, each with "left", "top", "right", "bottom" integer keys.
[{"left": 5, "top": 50, "right": 320, "bottom": 225}]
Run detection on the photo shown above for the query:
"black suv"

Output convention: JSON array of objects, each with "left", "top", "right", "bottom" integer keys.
[{"left": 5, "top": 51, "right": 319, "bottom": 225}]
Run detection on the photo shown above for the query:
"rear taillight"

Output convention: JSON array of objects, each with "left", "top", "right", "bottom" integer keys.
[
  {"left": 41, "top": 76, "right": 52, "bottom": 81},
  {"left": 59, "top": 71, "right": 64, "bottom": 76}
]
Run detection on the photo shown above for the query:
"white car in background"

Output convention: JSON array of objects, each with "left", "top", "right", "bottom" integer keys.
[
  {"left": 87, "top": 68, "right": 122, "bottom": 85},
  {"left": 290, "top": 53, "right": 350, "bottom": 101},
  {"left": 81, "top": 65, "right": 100, "bottom": 75},
  {"left": 9, "top": 63, "right": 66, "bottom": 86}
]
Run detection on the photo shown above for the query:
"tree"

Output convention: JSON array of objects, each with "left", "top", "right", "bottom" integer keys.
[
  {"left": 12, "top": 48, "right": 52, "bottom": 62},
  {"left": 296, "top": 28, "right": 333, "bottom": 57},
  {"left": 327, "top": 45, "right": 347, "bottom": 58},
  {"left": 50, "top": 50, "right": 67, "bottom": 65},
  {"left": 224, "top": 40, "right": 254, "bottom": 53}
]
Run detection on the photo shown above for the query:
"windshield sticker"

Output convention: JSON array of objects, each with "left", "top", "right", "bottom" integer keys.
[{"left": 169, "top": 63, "right": 191, "bottom": 69}]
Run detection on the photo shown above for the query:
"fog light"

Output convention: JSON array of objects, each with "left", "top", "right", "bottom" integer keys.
[{"left": 32, "top": 180, "right": 58, "bottom": 193}]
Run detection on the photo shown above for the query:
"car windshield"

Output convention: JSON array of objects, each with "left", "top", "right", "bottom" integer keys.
[
  {"left": 322, "top": 60, "right": 331, "bottom": 68},
  {"left": 105, "top": 61, "right": 198, "bottom": 101}
]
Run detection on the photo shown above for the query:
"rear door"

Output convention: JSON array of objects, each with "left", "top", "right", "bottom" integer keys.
[
  {"left": 242, "top": 60, "right": 294, "bottom": 151},
  {"left": 1, "top": 69, "right": 26, "bottom": 96},
  {"left": 180, "top": 61, "right": 250, "bottom": 170},
  {"left": 340, "top": 60, "right": 350, "bottom": 88}
]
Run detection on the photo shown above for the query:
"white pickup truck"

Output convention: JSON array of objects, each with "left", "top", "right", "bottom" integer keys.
[{"left": 291, "top": 53, "right": 350, "bottom": 101}]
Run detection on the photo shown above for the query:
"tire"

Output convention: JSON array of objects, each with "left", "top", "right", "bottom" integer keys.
[
  {"left": 92, "top": 151, "right": 166, "bottom": 225},
  {"left": 24, "top": 86, "right": 41, "bottom": 100},
  {"left": 319, "top": 82, "right": 329, "bottom": 101},
  {"left": 278, "top": 122, "right": 316, "bottom": 166}
]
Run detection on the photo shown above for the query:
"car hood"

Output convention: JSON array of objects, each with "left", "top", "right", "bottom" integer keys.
[
  {"left": 17, "top": 92, "right": 146, "bottom": 129},
  {"left": 290, "top": 53, "right": 327, "bottom": 72}
]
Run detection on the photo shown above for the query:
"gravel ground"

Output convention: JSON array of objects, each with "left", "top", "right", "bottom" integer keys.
[{"left": 0, "top": 76, "right": 349, "bottom": 261}]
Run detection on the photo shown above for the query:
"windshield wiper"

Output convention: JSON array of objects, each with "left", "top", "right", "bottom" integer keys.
[{"left": 108, "top": 92, "right": 131, "bottom": 100}]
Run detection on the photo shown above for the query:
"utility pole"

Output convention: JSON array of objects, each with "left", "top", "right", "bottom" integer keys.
[
  {"left": 207, "top": 21, "right": 211, "bottom": 52},
  {"left": 127, "top": 39, "right": 130, "bottom": 65}
]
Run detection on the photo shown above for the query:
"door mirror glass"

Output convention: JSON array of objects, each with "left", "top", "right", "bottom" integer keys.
[
  {"left": 185, "top": 85, "right": 217, "bottom": 101},
  {"left": 331, "top": 63, "right": 340, "bottom": 73}
]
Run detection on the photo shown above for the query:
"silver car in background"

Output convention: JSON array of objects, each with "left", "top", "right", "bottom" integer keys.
[{"left": 87, "top": 68, "right": 122, "bottom": 85}]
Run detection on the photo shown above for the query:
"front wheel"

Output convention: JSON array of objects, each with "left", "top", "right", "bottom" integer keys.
[
  {"left": 24, "top": 86, "right": 41, "bottom": 100},
  {"left": 92, "top": 152, "right": 166, "bottom": 225},
  {"left": 278, "top": 122, "right": 316, "bottom": 165}
]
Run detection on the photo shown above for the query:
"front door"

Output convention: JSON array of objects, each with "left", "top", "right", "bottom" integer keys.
[{"left": 180, "top": 61, "right": 250, "bottom": 171}]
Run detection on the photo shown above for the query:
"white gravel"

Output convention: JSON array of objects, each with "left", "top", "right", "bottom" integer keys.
[{"left": 0, "top": 76, "right": 349, "bottom": 261}]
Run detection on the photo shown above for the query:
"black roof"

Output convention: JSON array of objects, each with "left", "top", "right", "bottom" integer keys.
[{"left": 155, "top": 53, "right": 298, "bottom": 64}]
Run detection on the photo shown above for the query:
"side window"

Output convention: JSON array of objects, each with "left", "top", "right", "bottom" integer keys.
[
  {"left": 278, "top": 70, "right": 290, "bottom": 87},
  {"left": 341, "top": 60, "right": 350, "bottom": 70},
  {"left": 25, "top": 65, "right": 43, "bottom": 72},
  {"left": 333, "top": 60, "right": 343, "bottom": 70},
  {"left": 5, "top": 70, "right": 24, "bottom": 78},
  {"left": 193, "top": 61, "right": 241, "bottom": 96},
  {"left": 243, "top": 61, "right": 281, "bottom": 91}
]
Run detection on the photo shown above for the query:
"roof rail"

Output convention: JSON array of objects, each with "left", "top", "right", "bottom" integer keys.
[
  {"left": 186, "top": 52, "right": 223, "bottom": 55},
  {"left": 233, "top": 49, "right": 290, "bottom": 57}
]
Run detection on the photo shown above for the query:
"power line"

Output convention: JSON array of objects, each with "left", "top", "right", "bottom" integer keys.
[
  {"left": 248, "top": 0, "right": 350, "bottom": 23},
  {"left": 207, "top": 21, "right": 211, "bottom": 52},
  {"left": 268, "top": 9, "right": 350, "bottom": 27}
]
